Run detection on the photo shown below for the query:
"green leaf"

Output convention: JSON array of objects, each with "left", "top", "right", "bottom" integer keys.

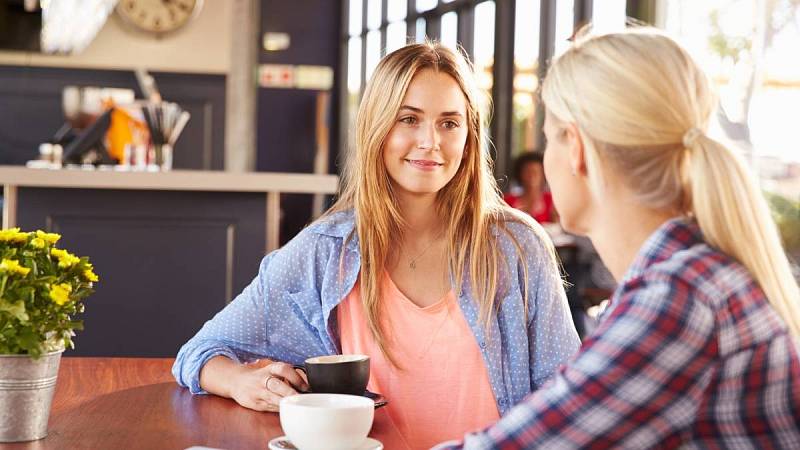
[
  {"left": 17, "top": 328, "right": 41, "bottom": 354},
  {"left": 0, "top": 299, "right": 29, "bottom": 322}
]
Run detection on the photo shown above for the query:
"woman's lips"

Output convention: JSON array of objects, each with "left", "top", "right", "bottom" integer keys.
[{"left": 406, "top": 159, "right": 443, "bottom": 170}]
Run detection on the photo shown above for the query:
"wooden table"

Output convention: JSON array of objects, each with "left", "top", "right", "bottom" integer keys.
[{"left": 0, "top": 358, "right": 399, "bottom": 450}]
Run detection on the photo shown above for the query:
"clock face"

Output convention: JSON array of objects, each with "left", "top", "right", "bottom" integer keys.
[{"left": 117, "top": 0, "right": 201, "bottom": 34}]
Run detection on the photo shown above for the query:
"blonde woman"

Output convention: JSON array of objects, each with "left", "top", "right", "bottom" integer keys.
[
  {"left": 173, "top": 42, "right": 579, "bottom": 449},
  {"left": 437, "top": 28, "right": 800, "bottom": 449}
]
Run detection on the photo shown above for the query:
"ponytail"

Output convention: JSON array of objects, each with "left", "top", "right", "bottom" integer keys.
[
  {"left": 541, "top": 27, "right": 800, "bottom": 337},
  {"left": 688, "top": 133, "right": 800, "bottom": 336}
]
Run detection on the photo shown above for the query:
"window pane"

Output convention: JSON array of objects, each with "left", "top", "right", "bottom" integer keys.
[
  {"left": 367, "top": 0, "right": 382, "bottom": 30},
  {"left": 347, "top": 37, "right": 362, "bottom": 93},
  {"left": 441, "top": 11, "right": 458, "bottom": 50},
  {"left": 474, "top": 1, "right": 495, "bottom": 116},
  {"left": 592, "top": 0, "right": 626, "bottom": 34},
  {"left": 386, "top": 21, "right": 407, "bottom": 53},
  {"left": 554, "top": 0, "right": 574, "bottom": 56},
  {"left": 349, "top": 0, "right": 363, "bottom": 36},
  {"left": 474, "top": 1, "right": 495, "bottom": 69},
  {"left": 416, "top": 0, "right": 437, "bottom": 13},
  {"left": 387, "top": 0, "right": 406, "bottom": 22},
  {"left": 515, "top": 0, "right": 540, "bottom": 65},
  {"left": 513, "top": 0, "right": 541, "bottom": 156},
  {"left": 415, "top": 17, "right": 427, "bottom": 42},
  {"left": 366, "top": 30, "right": 381, "bottom": 80}
]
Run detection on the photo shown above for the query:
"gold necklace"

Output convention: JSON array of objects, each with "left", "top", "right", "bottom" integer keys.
[{"left": 407, "top": 235, "right": 441, "bottom": 270}]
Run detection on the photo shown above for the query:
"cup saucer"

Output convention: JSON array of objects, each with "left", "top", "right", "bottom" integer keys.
[
  {"left": 298, "top": 390, "right": 388, "bottom": 409},
  {"left": 363, "top": 390, "right": 388, "bottom": 409},
  {"left": 268, "top": 436, "right": 383, "bottom": 450}
]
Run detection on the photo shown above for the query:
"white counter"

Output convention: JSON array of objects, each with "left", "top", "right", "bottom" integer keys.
[
  {"left": 0, "top": 166, "right": 340, "bottom": 251},
  {"left": 0, "top": 166, "right": 338, "bottom": 193}
]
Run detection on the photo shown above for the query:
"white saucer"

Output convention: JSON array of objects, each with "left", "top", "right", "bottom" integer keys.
[{"left": 268, "top": 436, "right": 383, "bottom": 450}]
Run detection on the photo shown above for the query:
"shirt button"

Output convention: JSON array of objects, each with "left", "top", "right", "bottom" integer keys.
[{"left": 479, "top": 341, "right": 486, "bottom": 349}]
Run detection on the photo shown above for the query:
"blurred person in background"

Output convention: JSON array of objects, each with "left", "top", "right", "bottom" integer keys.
[{"left": 504, "top": 151, "right": 555, "bottom": 224}]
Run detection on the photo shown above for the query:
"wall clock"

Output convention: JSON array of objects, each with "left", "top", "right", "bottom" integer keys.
[{"left": 117, "top": 0, "right": 203, "bottom": 35}]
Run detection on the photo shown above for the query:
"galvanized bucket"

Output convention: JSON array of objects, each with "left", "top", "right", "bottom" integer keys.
[{"left": 0, "top": 351, "right": 62, "bottom": 442}]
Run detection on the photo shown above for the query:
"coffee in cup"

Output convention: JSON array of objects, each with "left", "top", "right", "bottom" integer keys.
[
  {"left": 280, "top": 393, "right": 374, "bottom": 450},
  {"left": 295, "top": 354, "right": 370, "bottom": 396}
]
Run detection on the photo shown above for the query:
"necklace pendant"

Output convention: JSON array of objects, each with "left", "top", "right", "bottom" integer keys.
[{"left": 409, "top": 261, "right": 416, "bottom": 269}]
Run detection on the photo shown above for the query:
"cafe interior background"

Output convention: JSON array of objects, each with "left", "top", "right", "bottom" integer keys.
[{"left": 0, "top": 0, "right": 798, "bottom": 358}]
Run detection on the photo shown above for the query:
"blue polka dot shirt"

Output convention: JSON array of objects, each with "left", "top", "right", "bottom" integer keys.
[{"left": 172, "top": 210, "right": 580, "bottom": 414}]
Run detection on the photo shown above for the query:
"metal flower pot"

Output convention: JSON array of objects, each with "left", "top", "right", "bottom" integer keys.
[{"left": 0, "top": 350, "right": 62, "bottom": 442}]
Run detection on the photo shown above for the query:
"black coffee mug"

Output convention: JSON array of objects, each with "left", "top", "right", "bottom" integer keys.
[{"left": 294, "top": 354, "right": 370, "bottom": 396}]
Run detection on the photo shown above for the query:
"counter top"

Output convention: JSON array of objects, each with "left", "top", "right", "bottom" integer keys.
[{"left": 0, "top": 166, "right": 339, "bottom": 194}]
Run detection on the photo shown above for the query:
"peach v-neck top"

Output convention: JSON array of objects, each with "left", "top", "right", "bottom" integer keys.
[{"left": 337, "top": 274, "right": 500, "bottom": 450}]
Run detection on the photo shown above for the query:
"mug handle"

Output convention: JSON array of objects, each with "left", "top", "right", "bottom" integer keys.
[{"left": 292, "top": 365, "right": 310, "bottom": 393}]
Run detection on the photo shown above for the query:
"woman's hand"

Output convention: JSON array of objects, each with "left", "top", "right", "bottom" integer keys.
[
  {"left": 231, "top": 361, "right": 309, "bottom": 412},
  {"left": 200, "top": 356, "right": 309, "bottom": 412}
]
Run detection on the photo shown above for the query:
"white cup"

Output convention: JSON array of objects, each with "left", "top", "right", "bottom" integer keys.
[{"left": 279, "top": 393, "right": 374, "bottom": 450}]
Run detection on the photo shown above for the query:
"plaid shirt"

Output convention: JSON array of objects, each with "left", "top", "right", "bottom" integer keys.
[{"left": 436, "top": 218, "right": 800, "bottom": 449}]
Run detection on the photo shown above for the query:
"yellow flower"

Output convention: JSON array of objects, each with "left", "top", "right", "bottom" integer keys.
[
  {"left": 30, "top": 237, "right": 45, "bottom": 249},
  {"left": 0, "top": 258, "right": 30, "bottom": 276},
  {"left": 51, "top": 248, "right": 80, "bottom": 268},
  {"left": 35, "top": 230, "right": 61, "bottom": 245},
  {"left": 49, "top": 283, "right": 72, "bottom": 306},
  {"left": 0, "top": 228, "right": 29, "bottom": 244},
  {"left": 83, "top": 269, "right": 99, "bottom": 282}
]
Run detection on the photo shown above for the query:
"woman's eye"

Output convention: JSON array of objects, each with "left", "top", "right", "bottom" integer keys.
[
  {"left": 399, "top": 116, "right": 417, "bottom": 124},
  {"left": 442, "top": 120, "right": 459, "bottom": 129}
]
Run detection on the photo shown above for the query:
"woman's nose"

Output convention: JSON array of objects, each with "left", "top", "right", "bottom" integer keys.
[{"left": 416, "top": 122, "right": 440, "bottom": 150}]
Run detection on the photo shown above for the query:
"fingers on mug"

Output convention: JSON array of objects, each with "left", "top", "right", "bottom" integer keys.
[{"left": 292, "top": 365, "right": 311, "bottom": 393}]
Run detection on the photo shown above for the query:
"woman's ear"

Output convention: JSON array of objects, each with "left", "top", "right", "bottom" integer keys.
[{"left": 564, "top": 123, "right": 586, "bottom": 177}]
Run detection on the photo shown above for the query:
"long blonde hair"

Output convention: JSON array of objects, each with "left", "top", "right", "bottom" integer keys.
[
  {"left": 542, "top": 27, "right": 800, "bottom": 336},
  {"left": 327, "top": 42, "right": 557, "bottom": 363}
]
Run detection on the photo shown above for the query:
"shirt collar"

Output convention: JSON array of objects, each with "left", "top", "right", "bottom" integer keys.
[
  {"left": 619, "top": 216, "right": 704, "bottom": 286},
  {"left": 306, "top": 210, "right": 356, "bottom": 238},
  {"left": 306, "top": 209, "right": 359, "bottom": 254}
]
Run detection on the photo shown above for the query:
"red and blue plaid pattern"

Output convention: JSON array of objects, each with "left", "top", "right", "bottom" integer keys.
[{"left": 436, "top": 218, "right": 800, "bottom": 449}]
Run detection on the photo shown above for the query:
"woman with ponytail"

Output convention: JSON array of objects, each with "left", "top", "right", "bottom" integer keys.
[
  {"left": 438, "top": 28, "right": 800, "bottom": 449},
  {"left": 173, "top": 42, "right": 580, "bottom": 449}
]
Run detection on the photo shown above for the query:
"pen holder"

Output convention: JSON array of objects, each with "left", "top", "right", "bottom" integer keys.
[{"left": 152, "top": 144, "right": 173, "bottom": 171}]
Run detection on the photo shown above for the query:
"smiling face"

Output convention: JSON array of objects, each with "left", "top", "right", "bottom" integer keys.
[{"left": 382, "top": 69, "right": 469, "bottom": 200}]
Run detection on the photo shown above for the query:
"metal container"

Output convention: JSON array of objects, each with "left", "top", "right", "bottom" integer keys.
[{"left": 0, "top": 351, "right": 62, "bottom": 442}]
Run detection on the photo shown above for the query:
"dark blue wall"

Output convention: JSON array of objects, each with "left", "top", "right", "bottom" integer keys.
[
  {"left": 257, "top": 0, "right": 341, "bottom": 173},
  {"left": 0, "top": 66, "right": 226, "bottom": 170},
  {"left": 257, "top": 0, "right": 342, "bottom": 242},
  {"left": 17, "top": 187, "right": 267, "bottom": 357}
]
